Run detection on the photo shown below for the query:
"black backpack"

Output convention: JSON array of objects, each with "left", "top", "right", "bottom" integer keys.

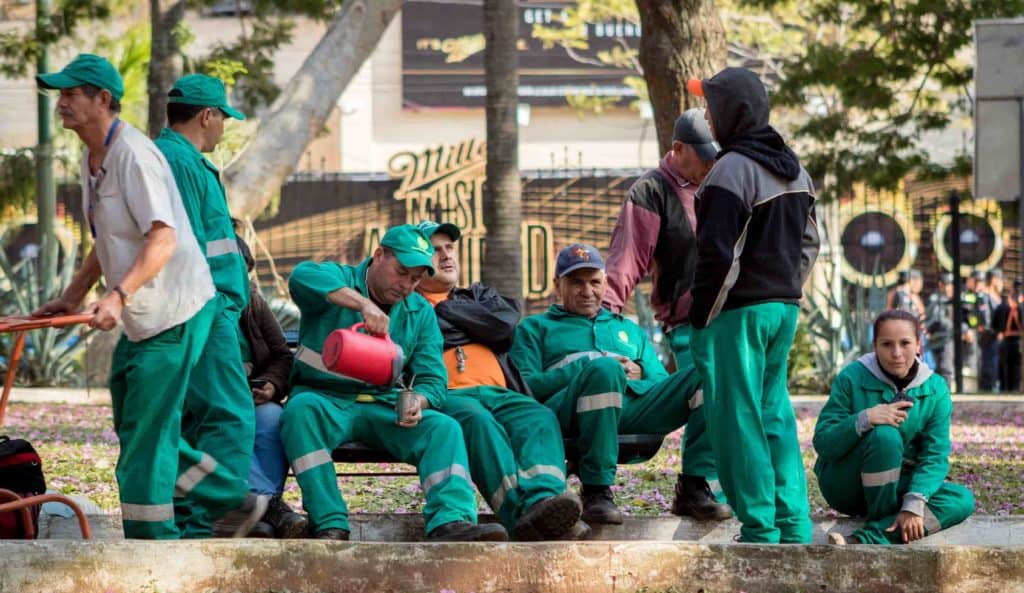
[{"left": 0, "top": 436, "right": 46, "bottom": 538}]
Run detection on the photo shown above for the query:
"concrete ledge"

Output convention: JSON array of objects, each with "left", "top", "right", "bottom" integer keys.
[
  {"left": 2, "top": 539, "right": 1023, "bottom": 593},
  {"left": 39, "top": 514, "right": 1024, "bottom": 546}
]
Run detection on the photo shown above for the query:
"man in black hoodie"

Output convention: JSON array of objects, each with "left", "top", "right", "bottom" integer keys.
[{"left": 686, "top": 68, "right": 819, "bottom": 544}]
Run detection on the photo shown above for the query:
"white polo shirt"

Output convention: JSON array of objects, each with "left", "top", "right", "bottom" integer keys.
[{"left": 80, "top": 122, "right": 215, "bottom": 342}]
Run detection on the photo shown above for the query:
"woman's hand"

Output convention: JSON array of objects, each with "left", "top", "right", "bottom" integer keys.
[
  {"left": 865, "top": 401, "right": 913, "bottom": 428},
  {"left": 886, "top": 511, "right": 926, "bottom": 543}
]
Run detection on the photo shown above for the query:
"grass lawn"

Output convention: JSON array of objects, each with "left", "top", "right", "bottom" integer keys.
[{"left": 4, "top": 403, "right": 1023, "bottom": 517}]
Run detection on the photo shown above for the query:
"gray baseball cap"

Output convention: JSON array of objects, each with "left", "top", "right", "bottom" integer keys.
[{"left": 673, "top": 108, "right": 719, "bottom": 162}]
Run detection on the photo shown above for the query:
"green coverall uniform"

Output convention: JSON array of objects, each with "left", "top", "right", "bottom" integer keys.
[
  {"left": 664, "top": 325, "right": 720, "bottom": 499},
  {"left": 156, "top": 128, "right": 254, "bottom": 537},
  {"left": 510, "top": 305, "right": 701, "bottom": 487},
  {"left": 444, "top": 386, "right": 568, "bottom": 531},
  {"left": 280, "top": 258, "right": 479, "bottom": 534},
  {"left": 690, "top": 303, "right": 810, "bottom": 543},
  {"left": 814, "top": 354, "right": 975, "bottom": 544}
]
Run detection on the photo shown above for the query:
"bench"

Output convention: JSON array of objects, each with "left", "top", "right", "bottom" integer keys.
[
  {"left": 330, "top": 434, "right": 667, "bottom": 477},
  {"left": 280, "top": 330, "right": 668, "bottom": 475}
]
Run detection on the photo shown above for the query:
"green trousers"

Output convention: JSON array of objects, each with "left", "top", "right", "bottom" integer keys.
[
  {"left": 174, "top": 300, "right": 256, "bottom": 538},
  {"left": 108, "top": 299, "right": 247, "bottom": 539},
  {"left": 280, "top": 390, "right": 478, "bottom": 533},
  {"left": 691, "top": 302, "right": 811, "bottom": 543},
  {"left": 545, "top": 356, "right": 701, "bottom": 487},
  {"left": 816, "top": 425, "right": 975, "bottom": 544},
  {"left": 666, "top": 325, "right": 721, "bottom": 499},
  {"left": 445, "top": 386, "right": 568, "bottom": 530}
]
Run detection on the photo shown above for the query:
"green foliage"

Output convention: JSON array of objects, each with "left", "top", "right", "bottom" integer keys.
[
  {"left": 0, "top": 0, "right": 115, "bottom": 78},
  {"left": 186, "top": 0, "right": 342, "bottom": 113},
  {"left": 742, "top": 0, "right": 1024, "bottom": 199},
  {"left": 0, "top": 231, "right": 94, "bottom": 387},
  {"left": 0, "top": 149, "right": 36, "bottom": 213}
]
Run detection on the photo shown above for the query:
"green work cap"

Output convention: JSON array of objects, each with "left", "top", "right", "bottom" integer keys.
[
  {"left": 380, "top": 224, "right": 436, "bottom": 275},
  {"left": 36, "top": 53, "right": 125, "bottom": 101},
  {"left": 416, "top": 220, "right": 461, "bottom": 242},
  {"left": 167, "top": 74, "right": 246, "bottom": 120}
]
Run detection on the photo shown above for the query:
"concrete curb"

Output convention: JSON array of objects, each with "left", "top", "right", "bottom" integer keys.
[{"left": 1, "top": 539, "right": 1023, "bottom": 593}]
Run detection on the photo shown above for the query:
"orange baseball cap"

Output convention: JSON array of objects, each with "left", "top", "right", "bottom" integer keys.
[{"left": 686, "top": 79, "right": 705, "bottom": 97}]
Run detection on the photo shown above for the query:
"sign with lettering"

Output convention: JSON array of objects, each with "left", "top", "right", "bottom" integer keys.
[
  {"left": 388, "top": 138, "right": 554, "bottom": 299},
  {"left": 401, "top": 0, "right": 638, "bottom": 108}
]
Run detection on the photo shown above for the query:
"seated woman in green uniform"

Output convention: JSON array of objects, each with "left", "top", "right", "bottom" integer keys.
[{"left": 813, "top": 309, "right": 974, "bottom": 544}]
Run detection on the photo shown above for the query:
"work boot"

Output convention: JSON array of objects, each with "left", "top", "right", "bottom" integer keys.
[
  {"left": 247, "top": 521, "right": 276, "bottom": 538},
  {"left": 512, "top": 491, "right": 583, "bottom": 541},
  {"left": 670, "top": 474, "right": 732, "bottom": 520},
  {"left": 263, "top": 495, "right": 309, "bottom": 539},
  {"left": 580, "top": 485, "right": 623, "bottom": 525},
  {"left": 426, "top": 521, "right": 509, "bottom": 542},
  {"left": 212, "top": 493, "right": 270, "bottom": 538},
  {"left": 558, "top": 520, "right": 591, "bottom": 541},
  {"left": 314, "top": 527, "right": 351, "bottom": 541},
  {"left": 827, "top": 532, "right": 847, "bottom": 545}
]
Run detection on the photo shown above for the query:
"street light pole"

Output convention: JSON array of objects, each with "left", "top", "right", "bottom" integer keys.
[
  {"left": 36, "top": 0, "right": 57, "bottom": 290},
  {"left": 951, "top": 190, "right": 963, "bottom": 394}
]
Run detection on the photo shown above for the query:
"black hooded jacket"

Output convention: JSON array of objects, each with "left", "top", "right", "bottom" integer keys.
[
  {"left": 690, "top": 68, "right": 820, "bottom": 328},
  {"left": 433, "top": 283, "right": 532, "bottom": 395}
]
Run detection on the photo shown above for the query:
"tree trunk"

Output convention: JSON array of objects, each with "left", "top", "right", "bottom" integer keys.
[
  {"left": 148, "top": 0, "right": 185, "bottom": 138},
  {"left": 481, "top": 0, "right": 522, "bottom": 299},
  {"left": 635, "top": 0, "right": 725, "bottom": 154},
  {"left": 223, "top": 0, "right": 404, "bottom": 217}
]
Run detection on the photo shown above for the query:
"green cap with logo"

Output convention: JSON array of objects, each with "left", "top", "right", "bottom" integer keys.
[
  {"left": 380, "top": 224, "right": 436, "bottom": 275},
  {"left": 416, "top": 220, "right": 461, "bottom": 241},
  {"left": 168, "top": 74, "right": 246, "bottom": 120},
  {"left": 36, "top": 53, "right": 125, "bottom": 101}
]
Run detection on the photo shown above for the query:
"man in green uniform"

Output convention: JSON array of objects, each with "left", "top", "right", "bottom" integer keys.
[
  {"left": 154, "top": 74, "right": 256, "bottom": 538},
  {"left": 415, "top": 221, "right": 583, "bottom": 540},
  {"left": 687, "top": 68, "right": 818, "bottom": 543},
  {"left": 280, "top": 224, "right": 508, "bottom": 541},
  {"left": 34, "top": 55, "right": 262, "bottom": 539},
  {"left": 511, "top": 244, "right": 704, "bottom": 525}
]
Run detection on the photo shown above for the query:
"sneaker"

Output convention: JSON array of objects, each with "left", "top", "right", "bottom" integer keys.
[
  {"left": 314, "top": 527, "right": 351, "bottom": 541},
  {"left": 247, "top": 521, "right": 276, "bottom": 538},
  {"left": 426, "top": 521, "right": 509, "bottom": 542},
  {"left": 558, "top": 520, "right": 591, "bottom": 541},
  {"left": 828, "top": 532, "right": 847, "bottom": 545},
  {"left": 670, "top": 474, "right": 732, "bottom": 520},
  {"left": 580, "top": 485, "right": 623, "bottom": 525},
  {"left": 512, "top": 491, "right": 583, "bottom": 541},
  {"left": 263, "top": 495, "right": 309, "bottom": 539},
  {"left": 213, "top": 493, "right": 270, "bottom": 538}
]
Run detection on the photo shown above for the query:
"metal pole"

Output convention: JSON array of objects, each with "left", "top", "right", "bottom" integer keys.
[
  {"left": 951, "top": 190, "right": 963, "bottom": 394},
  {"left": 36, "top": 0, "right": 57, "bottom": 291}
]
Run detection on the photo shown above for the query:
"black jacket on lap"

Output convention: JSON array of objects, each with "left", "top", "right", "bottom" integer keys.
[{"left": 433, "top": 283, "right": 532, "bottom": 395}]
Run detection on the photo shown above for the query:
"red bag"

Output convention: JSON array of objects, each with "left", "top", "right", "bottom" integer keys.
[{"left": 0, "top": 435, "right": 46, "bottom": 538}]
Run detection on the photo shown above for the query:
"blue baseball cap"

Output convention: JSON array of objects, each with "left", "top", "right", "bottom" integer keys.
[{"left": 555, "top": 243, "right": 605, "bottom": 278}]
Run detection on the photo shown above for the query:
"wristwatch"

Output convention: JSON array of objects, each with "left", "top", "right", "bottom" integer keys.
[{"left": 113, "top": 285, "right": 131, "bottom": 306}]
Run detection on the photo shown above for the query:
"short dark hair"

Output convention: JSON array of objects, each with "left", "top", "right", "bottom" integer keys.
[
  {"left": 81, "top": 84, "right": 121, "bottom": 113},
  {"left": 873, "top": 309, "right": 921, "bottom": 342},
  {"left": 166, "top": 102, "right": 208, "bottom": 126}
]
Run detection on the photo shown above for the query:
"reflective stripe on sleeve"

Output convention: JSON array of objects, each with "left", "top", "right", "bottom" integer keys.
[{"left": 206, "top": 237, "right": 240, "bottom": 258}]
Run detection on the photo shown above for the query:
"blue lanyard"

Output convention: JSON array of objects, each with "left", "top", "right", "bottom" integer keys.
[{"left": 87, "top": 119, "right": 121, "bottom": 238}]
